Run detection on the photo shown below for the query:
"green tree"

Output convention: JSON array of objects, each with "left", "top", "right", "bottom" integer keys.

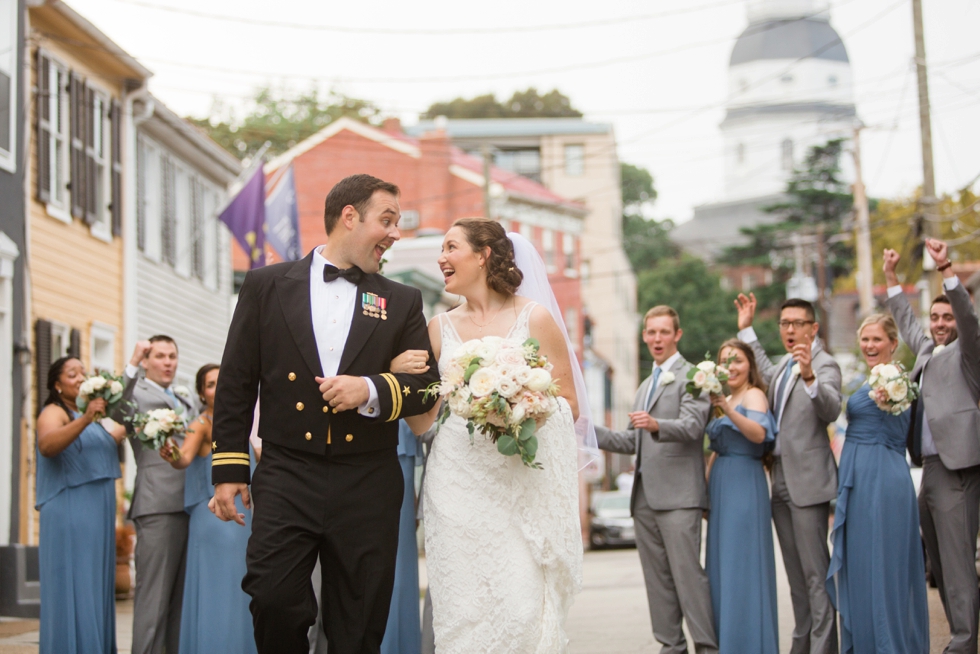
[
  {"left": 620, "top": 162, "right": 676, "bottom": 271},
  {"left": 421, "top": 88, "right": 582, "bottom": 119},
  {"left": 188, "top": 86, "right": 380, "bottom": 160}
]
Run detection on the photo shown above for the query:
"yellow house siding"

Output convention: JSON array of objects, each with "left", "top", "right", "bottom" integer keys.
[{"left": 23, "top": 29, "right": 129, "bottom": 544}]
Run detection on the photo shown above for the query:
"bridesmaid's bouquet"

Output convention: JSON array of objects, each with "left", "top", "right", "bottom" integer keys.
[
  {"left": 76, "top": 371, "right": 127, "bottom": 420},
  {"left": 686, "top": 354, "right": 731, "bottom": 417},
  {"left": 428, "top": 336, "right": 559, "bottom": 469},
  {"left": 868, "top": 363, "right": 919, "bottom": 415},
  {"left": 131, "top": 408, "right": 185, "bottom": 461}
]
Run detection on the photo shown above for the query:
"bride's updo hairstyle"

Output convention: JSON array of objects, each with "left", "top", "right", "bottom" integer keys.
[{"left": 453, "top": 218, "right": 524, "bottom": 296}]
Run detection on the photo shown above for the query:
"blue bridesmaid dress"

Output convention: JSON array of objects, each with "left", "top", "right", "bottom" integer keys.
[
  {"left": 36, "top": 413, "right": 121, "bottom": 654},
  {"left": 826, "top": 383, "right": 929, "bottom": 653},
  {"left": 380, "top": 422, "right": 423, "bottom": 654},
  {"left": 706, "top": 405, "right": 779, "bottom": 654},
  {"left": 178, "top": 449, "right": 257, "bottom": 654}
]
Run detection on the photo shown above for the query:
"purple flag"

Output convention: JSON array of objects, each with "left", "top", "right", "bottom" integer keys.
[{"left": 219, "top": 166, "right": 266, "bottom": 268}]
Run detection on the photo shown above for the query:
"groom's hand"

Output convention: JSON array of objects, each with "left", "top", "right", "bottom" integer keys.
[
  {"left": 316, "top": 375, "right": 370, "bottom": 412},
  {"left": 210, "top": 483, "right": 250, "bottom": 526}
]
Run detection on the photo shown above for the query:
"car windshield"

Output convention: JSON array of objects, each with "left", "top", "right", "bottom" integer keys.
[{"left": 596, "top": 495, "right": 630, "bottom": 511}]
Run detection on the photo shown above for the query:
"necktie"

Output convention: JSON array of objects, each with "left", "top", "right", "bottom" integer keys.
[
  {"left": 645, "top": 366, "right": 662, "bottom": 410},
  {"left": 773, "top": 362, "right": 793, "bottom": 420},
  {"left": 323, "top": 264, "right": 364, "bottom": 285}
]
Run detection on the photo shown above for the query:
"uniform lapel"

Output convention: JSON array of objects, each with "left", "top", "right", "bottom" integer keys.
[
  {"left": 648, "top": 356, "right": 683, "bottom": 411},
  {"left": 275, "top": 253, "right": 322, "bottom": 378},
  {"left": 338, "top": 274, "right": 390, "bottom": 375}
]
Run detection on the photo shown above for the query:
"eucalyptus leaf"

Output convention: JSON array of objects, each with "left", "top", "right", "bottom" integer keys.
[
  {"left": 524, "top": 435, "right": 539, "bottom": 457},
  {"left": 464, "top": 363, "right": 480, "bottom": 383},
  {"left": 497, "top": 435, "right": 518, "bottom": 456},
  {"left": 519, "top": 419, "right": 536, "bottom": 442}
]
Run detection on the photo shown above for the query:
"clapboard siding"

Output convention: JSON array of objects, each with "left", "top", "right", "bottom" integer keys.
[{"left": 135, "top": 234, "right": 233, "bottom": 386}]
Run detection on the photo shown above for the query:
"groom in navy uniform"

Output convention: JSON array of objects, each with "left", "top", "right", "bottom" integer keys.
[{"left": 210, "top": 174, "right": 439, "bottom": 654}]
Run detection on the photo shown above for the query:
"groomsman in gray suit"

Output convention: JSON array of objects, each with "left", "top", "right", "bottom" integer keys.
[
  {"left": 885, "top": 239, "right": 980, "bottom": 654},
  {"left": 735, "top": 295, "right": 841, "bottom": 654},
  {"left": 121, "top": 336, "right": 196, "bottom": 654},
  {"left": 595, "top": 306, "right": 718, "bottom": 654}
]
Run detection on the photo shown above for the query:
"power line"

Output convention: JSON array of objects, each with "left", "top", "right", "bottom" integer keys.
[{"left": 103, "top": 0, "right": 746, "bottom": 36}]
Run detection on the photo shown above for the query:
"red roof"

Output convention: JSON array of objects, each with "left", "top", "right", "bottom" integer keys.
[{"left": 449, "top": 147, "right": 584, "bottom": 211}]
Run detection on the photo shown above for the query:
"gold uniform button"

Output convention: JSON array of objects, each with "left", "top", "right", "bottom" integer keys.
[
  {"left": 304, "top": 432, "right": 312, "bottom": 441},
  {"left": 345, "top": 434, "right": 353, "bottom": 442},
  {"left": 288, "top": 372, "right": 297, "bottom": 381},
  {"left": 322, "top": 406, "right": 329, "bottom": 413},
  {"left": 296, "top": 402, "right": 305, "bottom": 411}
]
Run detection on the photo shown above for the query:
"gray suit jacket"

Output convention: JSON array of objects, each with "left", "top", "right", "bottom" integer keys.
[
  {"left": 749, "top": 339, "right": 841, "bottom": 507},
  {"left": 595, "top": 355, "right": 711, "bottom": 512},
  {"left": 121, "top": 372, "right": 197, "bottom": 519},
  {"left": 886, "top": 281, "right": 980, "bottom": 469}
]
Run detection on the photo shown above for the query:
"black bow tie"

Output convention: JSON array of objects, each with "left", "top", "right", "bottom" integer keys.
[{"left": 323, "top": 264, "right": 364, "bottom": 285}]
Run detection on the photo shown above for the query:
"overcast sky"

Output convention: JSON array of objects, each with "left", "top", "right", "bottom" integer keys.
[{"left": 64, "top": 0, "right": 980, "bottom": 224}]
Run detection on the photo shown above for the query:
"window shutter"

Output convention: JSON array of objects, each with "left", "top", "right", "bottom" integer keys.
[
  {"left": 110, "top": 100, "right": 122, "bottom": 236},
  {"left": 192, "top": 177, "right": 204, "bottom": 279},
  {"left": 68, "top": 328, "right": 81, "bottom": 358},
  {"left": 84, "top": 86, "right": 98, "bottom": 225},
  {"left": 162, "top": 156, "right": 176, "bottom": 266},
  {"left": 36, "top": 51, "right": 51, "bottom": 203},
  {"left": 34, "top": 320, "right": 52, "bottom": 417},
  {"left": 136, "top": 137, "right": 146, "bottom": 251},
  {"left": 69, "top": 72, "right": 86, "bottom": 220}
]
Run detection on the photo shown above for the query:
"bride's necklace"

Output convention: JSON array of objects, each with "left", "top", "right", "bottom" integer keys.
[{"left": 468, "top": 298, "right": 508, "bottom": 331}]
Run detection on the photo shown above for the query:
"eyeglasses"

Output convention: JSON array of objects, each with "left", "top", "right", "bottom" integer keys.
[{"left": 778, "top": 320, "right": 814, "bottom": 330}]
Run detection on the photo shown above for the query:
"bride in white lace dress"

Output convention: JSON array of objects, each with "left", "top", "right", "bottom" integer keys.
[{"left": 403, "top": 218, "right": 584, "bottom": 653}]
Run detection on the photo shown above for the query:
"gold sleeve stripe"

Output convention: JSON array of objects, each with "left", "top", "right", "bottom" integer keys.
[
  {"left": 213, "top": 453, "right": 251, "bottom": 461},
  {"left": 212, "top": 459, "right": 250, "bottom": 467},
  {"left": 381, "top": 373, "right": 399, "bottom": 422},
  {"left": 387, "top": 373, "right": 403, "bottom": 421}
]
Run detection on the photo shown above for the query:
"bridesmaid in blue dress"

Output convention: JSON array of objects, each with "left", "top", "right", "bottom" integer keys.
[
  {"left": 162, "top": 364, "right": 257, "bottom": 654},
  {"left": 826, "top": 314, "right": 928, "bottom": 653},
  {"left": 35, "top": 357, "right": 127, "bottom": 654},
  {"left": 705, "top": 339, "right": 779, "bottom": 654}
]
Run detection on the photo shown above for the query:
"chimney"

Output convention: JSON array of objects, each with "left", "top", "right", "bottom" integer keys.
[{"left": 382, "top": 117, "right": 403, "bottom": 134}]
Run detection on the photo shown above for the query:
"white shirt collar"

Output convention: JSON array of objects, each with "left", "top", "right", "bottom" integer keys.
[{"left": 655, "top": 351, "right": 682, "bottom": 374}]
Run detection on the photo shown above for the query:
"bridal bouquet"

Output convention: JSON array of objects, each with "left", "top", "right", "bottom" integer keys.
[
  {"left": 868, "top": 363, "right": 919, "bottom": 415},
  {"left": 76, "top": 371, "right": 127, "bottom": 420},
  {"left": 429, "top": 336, "right": 559, "bottom": 469},
  {"left": 131, "top": 408, "right": 185, "bottom": 461}
]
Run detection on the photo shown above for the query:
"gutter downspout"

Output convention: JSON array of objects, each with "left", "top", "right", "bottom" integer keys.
[{"left": 121, "top": 86, "right": 152, "bottom": 497}]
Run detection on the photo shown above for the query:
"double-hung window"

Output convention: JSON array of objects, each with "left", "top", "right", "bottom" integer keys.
[{"left": 0, "top": 0, "right": 17, "bottom": 172}]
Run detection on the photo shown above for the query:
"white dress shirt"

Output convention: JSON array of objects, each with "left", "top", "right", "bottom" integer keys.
[
  {"left": 311, "top": 247, "right": 379, "bottom": 417},
  {"left": 886, "top": 275, "right": 961, "bottom": 457}
]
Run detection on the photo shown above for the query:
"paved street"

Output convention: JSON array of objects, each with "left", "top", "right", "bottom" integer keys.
[{"left": 0, "top": 534, "right": 957, "bottom": 653}]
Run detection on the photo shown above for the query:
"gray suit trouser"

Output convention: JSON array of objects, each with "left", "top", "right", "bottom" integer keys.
[
  {"left": 919, "top": 456, "right": 980, "bottom": 654},
  {"left": 132, "top": 512, "right": 189, "bottom": 654},
  {"left": 634, "top": 478, "right": 718, "bottom": 654},
  {"left": 770, "top": 461, "right": 837, "bottom": 654}
]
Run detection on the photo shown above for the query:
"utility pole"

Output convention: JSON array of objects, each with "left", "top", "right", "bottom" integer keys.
[
  {"left": 482, "top": 144, "right": 492, "bottom": 220},
  {"left": 852, "top": 124, "right": 874, "bottom": 316},
  {"left": 912, "top": 0, "right": 941, "bottom": 298}
]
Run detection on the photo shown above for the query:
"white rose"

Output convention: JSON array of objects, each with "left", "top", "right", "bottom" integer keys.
[
  {"left": 79, "top": 380, "right": 94, "bottom": 397},
  {"left": 885, "top": 379, "right": 908, "bottom": 402},
  {"left": 144, "top": 421, "right": 161, "bottom": 438},
  {"left": 791, "top": 364, "right": 801, "bottom": 377},
  {"left": 514, "top": 367, "right": 533, "bottom": 385},
  {"left": 511, "top": 402, "right": 526, "bottom": 424},
  {"left": 448, "top": 392, "right": 471, "bottom": 417},
  {"left": 526, "top": 369, "right": 552, "bottom": 393},
  {"left": 933, "top": 344, "right": 946, "bottom": 355},
  {"left": 173, "top": 385, "right": 191, "bottom": 398},
  {"left": 90, "top": 376, "right": 107, "bottom": 391},
  {"left": 496, "top": 377, "right": 521, "bottom": 399},
  {"left": 496, "top": 346, "right": 527, "bottom": 367},
  {"left": 659, "top": 371, "right": 675, "bottom": 386},
  {"left": 109, "top": 380, "right": 123, "bottom": 395},
  {"left": 475, "top": 341, "right": 499, "bottom": 362},
  {"left": 879, "top": 364, "right": 900, "bottom": 380},
  {"left": 469, "top": 368, "right": 499, "bottom": 397},
  {"left": 697, "top": 361, "right": 715, "bottom": 373},
  {"left": 707, "top": 379, "right": 724, "bottom": 395},
  {"left": 692, "top": 370, "right": 708, "bottom": 387}
]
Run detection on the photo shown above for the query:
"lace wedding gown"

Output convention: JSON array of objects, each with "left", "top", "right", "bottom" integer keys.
[{"left": 423, "top": 303, "right": 583, "bottom": 654}]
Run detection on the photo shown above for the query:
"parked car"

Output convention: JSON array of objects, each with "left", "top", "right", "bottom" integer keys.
[{"left": 589, "top": 492, "right": 635, "bottom": 549}]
